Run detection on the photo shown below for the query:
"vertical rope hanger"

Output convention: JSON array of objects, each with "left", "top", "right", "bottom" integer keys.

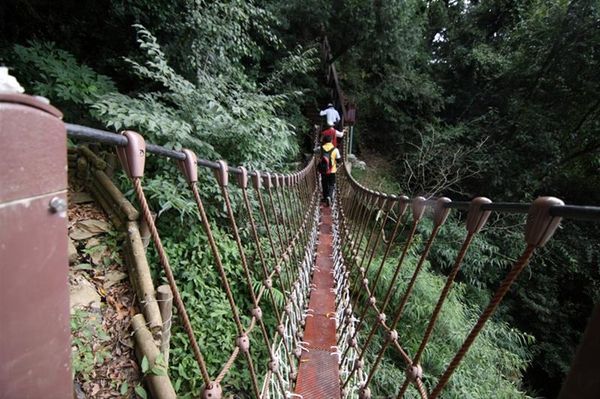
[
  {"left": 395, "top": 197, "right": 492, "bottom": 398},
  {"left": 115, "top": 131, "right": 213, "bottom": 390}
]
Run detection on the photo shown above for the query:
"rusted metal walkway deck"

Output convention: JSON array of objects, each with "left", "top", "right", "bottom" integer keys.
[{"left": 294, "top": 204, "right": 341, "bottom": 399}]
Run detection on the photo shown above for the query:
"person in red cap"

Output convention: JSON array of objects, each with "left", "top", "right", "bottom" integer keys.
[{"left": 320, "top": 121, "right": 345, "bottom": 148}]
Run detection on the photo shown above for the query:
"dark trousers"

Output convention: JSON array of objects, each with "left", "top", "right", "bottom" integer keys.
[{"left": 321, "top": 173, "right": 336, "bottom": 200}]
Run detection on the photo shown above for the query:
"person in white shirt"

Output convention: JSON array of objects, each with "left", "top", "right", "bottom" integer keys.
[{"left": 319, "top": 103, "right": 340, "bottom": 127}]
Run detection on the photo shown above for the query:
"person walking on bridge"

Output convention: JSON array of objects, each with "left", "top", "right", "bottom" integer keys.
[
  {"left": 318, "top": 135, "right": 341, "bottom": 207},
  {"left": 319, "top": 103, "right": 340, "bottom": 127},
  {"left": 320, "top": 122, "right": 345, "bottom": 148}
]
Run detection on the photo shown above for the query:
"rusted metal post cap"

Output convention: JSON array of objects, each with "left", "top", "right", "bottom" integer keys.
[
  {"left": 116, "top": 130, "right": 146, "bottom": 178},
  {"left": 236, "top": 334, "right": 250, "bottom": 353},
  {"left": 178, "top": 149, "right": 198, "bottom": 183},
  {"left": 412, "top": 196, "right": 427, "bottom": 221},
  {"left": 252, "top": 170, "right": 262, "bottom": 189},
  {"left": 434, "top": 197, "right": 452, "bottom": 226},
  {"left": 201, "top": 382, "right": 222, "bottom": 399},
  {"left": 466, "top": 197, "right": 492, "bottom": 234},
  {"left": 237, "top": 166, "right": 248, "bottom": 189},
  {"left": 525, "top": 196, "right": 564, "bottom": 247},
  {"left": 397, "top": 195, "right": 410, "bottom": 216},
  {"left": 406, "top": 364, "right": 423, "bottom": 381},
  {"left": 262, "top": 172, "right": 272, "bottom": 189},
  {"left": 213, "top": 160, "right": 229, "bottom": 187}
]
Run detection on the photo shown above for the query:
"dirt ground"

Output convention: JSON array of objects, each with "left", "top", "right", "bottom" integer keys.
[{"left": 68, "top": 182, "right": 142, "bottom": 398}]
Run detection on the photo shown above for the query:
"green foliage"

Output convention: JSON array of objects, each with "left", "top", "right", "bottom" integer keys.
[
  {"left": 356, "top": 249, "right": 533, "bottom": 398},
  {"left": 11, "top": 42, "right": 117, "bottom": 122},
  {"left": 92, "top": 25, "right": 297, "bottom": 169},
  {"left": 71, "top": 309, "right": 111, "bottom": 381}
]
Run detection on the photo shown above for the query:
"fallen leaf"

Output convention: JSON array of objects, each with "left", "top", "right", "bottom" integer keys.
[
  {"left": 90, "top": 383, "right": 100, "bottom": 396},
  {"left": 104, "top": 271, "right": 127, "bottom": 290},
  {"left": 70, "top": 220, "right": 111, "bottom": 240},
  {"left": 71, "top": 192, "right": 94, "bottom": 204}
]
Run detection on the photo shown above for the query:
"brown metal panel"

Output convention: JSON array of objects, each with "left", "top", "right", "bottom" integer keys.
[
  {"left": 0, "top": 94, "right": 71, "bottom": 399},
  {"left": 0, "top": 94, "right": 65, "bottom": 203}
]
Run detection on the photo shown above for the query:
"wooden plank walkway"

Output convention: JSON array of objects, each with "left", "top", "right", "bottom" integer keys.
[{"left": 294, "top": 204, "right": 341, "bottom": 399}]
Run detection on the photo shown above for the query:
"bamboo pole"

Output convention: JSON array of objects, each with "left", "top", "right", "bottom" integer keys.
[
  {"left": 126, "top": 221, "right": 163, "bottom": 334},
  {"left": 157, "top": 285, "right": 173, "bottom": 365},
  {"left": 93, "top": 169, "right": 139, "bottom": 221},
  {"left": 131, "top": 314, "right": 177, "bottom": 399},
  {"left": 79, "top": 145, "right": 107, "bottom": 170},
  {"left": 87, "top": 180, "right": 123, "bottom": 229}
]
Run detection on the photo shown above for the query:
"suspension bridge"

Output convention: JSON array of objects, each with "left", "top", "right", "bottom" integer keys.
[{"left": 2, "top": 40, "right": 600, "bottom": 399}]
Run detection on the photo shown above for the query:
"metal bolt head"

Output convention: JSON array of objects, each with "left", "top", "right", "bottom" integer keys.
[{"left": 49, "top": 197, "right": 67, "bottom": 216}]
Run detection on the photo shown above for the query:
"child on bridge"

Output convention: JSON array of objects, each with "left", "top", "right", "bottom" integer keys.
[{"left": 318, "top": 135, "right": 341, "bottom": 207}]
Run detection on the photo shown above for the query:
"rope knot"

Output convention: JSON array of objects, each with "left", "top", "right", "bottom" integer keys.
[
  {"left": 251, "top": 306, "right": 262, "bottom": 321},
  {"left": 201, "top": 382, "right": 222, "bottom": 399},
  {"left": 277, "top": 324, "right": 285, "bottom": 337},
  {"left": 236, "top": 334, "right": 250, "bottom": 353},
  {"left": 354, "top": 359, "right": 364, "bottom": 370},
  {"left": 387, "top": 329, "right": 398, "bottom": 342},
  {"left": 358, "top": 386, "right": 371, "bottom": 399},
  {"left": 348, "top": 337, "right": 357, "bottom": 348},
  {"left": 405, "top": 363, "right": 423, "bottom": 381}
]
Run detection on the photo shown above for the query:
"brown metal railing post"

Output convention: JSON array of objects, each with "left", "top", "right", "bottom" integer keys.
[{"left": 0, "top": 93, "right": 72, "bottom": 398}]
